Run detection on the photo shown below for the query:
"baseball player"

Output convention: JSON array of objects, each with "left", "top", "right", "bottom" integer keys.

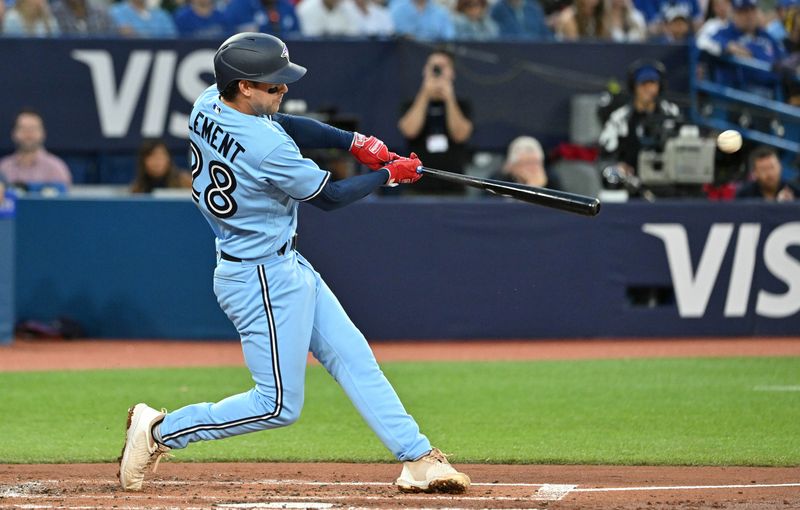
[{"left": 118, "top": 32, "right": 470, "bottom": 495}]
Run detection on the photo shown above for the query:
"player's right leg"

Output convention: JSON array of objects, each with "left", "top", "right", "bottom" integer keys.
[
  {"left": 119, "top": 255, "right": 316, "bottom": 490},
  {"left": 304, "top": 258, "right": 469, "bottom": 493}
]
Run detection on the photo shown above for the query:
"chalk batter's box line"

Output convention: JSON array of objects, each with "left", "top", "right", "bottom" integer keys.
[{"left": 40, "top": 478, "right": 800, "bottom": 491}]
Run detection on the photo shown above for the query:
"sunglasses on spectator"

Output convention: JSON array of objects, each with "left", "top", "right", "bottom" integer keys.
[{"left": 266, "top": 85, "right": 283, "bottom": 94}]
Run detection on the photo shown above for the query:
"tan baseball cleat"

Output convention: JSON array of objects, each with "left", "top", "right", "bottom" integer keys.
[
  {"left": 117, "top": 403, "right": 171, "bottom": 491},
  {"left": 395, "top": 447, "right": 471, "bottom": 493}
]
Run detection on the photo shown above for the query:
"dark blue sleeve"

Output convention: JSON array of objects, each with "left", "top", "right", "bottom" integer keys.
[
  {"left": 308, "top": 170, "right": 390, "bottom": 211},
  {"left": 272, "top": 113, "right": 353, "bottom": 150}
]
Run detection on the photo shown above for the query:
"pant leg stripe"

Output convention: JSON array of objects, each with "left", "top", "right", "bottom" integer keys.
[{"left": 161, "top": 265, "right": 282, "bottom": 441}]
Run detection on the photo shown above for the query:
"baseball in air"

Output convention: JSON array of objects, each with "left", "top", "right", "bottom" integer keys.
[{"left": 716, "top": 130, "right": 742, "bottom": 153}]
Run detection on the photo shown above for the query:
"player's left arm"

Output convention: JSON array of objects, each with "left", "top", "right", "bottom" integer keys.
[
  {"left": 272, "top": 113, "right": 399, "bottom": 170},
  {"left": 309, "top": 155, "right": 422, "bottom": 211}
]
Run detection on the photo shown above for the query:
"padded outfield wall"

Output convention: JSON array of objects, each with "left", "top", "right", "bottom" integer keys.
[{"left": 12, "top": 198, "right": 800, "bottom": 339}]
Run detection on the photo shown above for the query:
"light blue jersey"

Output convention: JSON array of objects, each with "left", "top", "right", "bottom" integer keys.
[
  {"left": 189, "top": 85, "right": 330, "bottom": 260},
  {"left": 157, "top": 84, "right": 431, "bottom": 463}
]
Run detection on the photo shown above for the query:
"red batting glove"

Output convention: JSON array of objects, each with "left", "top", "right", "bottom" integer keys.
[
  {"left": 350, "top": 132, "right": 400, "bottom": 170},
  {"left": 383, "top": 152, "right": 423, "bottom": 185}
]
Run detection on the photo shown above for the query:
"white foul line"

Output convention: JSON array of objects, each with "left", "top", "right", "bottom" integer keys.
[
  {"left": 573, "top": 482, "right": 800, "bottom": 493},
  {"left": 217, "top": 504, "right": 334, "bottom": 509}
]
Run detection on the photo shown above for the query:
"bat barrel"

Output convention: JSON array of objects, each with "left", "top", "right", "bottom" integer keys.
[{"left": 419, "top": 166, "right": 601, "bottom": 217}]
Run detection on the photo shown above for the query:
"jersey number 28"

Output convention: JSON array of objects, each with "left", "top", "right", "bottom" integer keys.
[{"left": 190, "top": 141, "right": 238, "bottom": 218}]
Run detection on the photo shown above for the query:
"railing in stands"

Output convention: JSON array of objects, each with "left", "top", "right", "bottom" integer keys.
[{"left": 688, "top": 44, "right": 800, "bottom": 175}]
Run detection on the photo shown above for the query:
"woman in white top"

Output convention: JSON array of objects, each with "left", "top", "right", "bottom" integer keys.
[
  {"left": 2, "top": 0, "right": 61, "bottom": 36},
  {"left": 603, "top": 0, "right": 647, "bottom": 41}
]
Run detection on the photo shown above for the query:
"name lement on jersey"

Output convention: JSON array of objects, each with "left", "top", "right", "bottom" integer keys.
[{"left": 191, "top": 109, "right": 246, "bottom": 163}]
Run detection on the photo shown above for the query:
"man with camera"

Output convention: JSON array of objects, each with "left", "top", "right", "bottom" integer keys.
[
  {"left": 597, "top": 60, "right": 681, "bottom": 178},
  {"left": 397, "top": 49, "right": 473, "bottom": 194}
]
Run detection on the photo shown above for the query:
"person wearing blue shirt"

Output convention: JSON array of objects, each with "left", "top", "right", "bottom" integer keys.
[
  {"left": 766, "top": 0, "right": 797, "bottom": 41},
  {"left": 634, "top": 0, "right": 661, "bottom": 25},
  {"left": 174, "top": 0, "right": 231, "bottom": 38},
  {"left": 490, "top": 0, "right": 553, "bottom": 40},
  {"left": 223, "top": 0, "right": 301, "bottom": 36},
  {"left": 390, "top": 0, "right": 455, "bottom": 40},
  {"left": 636, "top": 0, "right": 701, "bottom": 31},
  {"left": 706, "top": 0, "right": 785, "bottom": 93},
  {"left": 110, "top": 0, "right": 177, "bottom": 37}
]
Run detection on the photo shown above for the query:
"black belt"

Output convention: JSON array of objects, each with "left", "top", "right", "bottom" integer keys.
[{"left": 220, "top": 235, "right": 297, "bottom": 262}]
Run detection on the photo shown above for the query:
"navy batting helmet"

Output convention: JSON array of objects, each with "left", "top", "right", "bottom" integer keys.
[{"left": 213, "top": 33, "right": 307, "bottom": 92}]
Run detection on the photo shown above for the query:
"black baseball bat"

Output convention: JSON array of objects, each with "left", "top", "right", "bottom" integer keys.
[{"left": 418, "top": 166, "right": 601, "bottom": 217}]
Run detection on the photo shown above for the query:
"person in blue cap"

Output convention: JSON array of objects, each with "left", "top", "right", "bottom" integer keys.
[
  {"left": 598, "top": 59, "right": 681, "bottom": 177},
  {"left": 703, "top": 0, "right": 785, "bottom": 96}
]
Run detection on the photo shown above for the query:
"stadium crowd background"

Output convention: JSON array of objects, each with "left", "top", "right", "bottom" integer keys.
[{"left": 0, "top": 0, "right": 799, "bottom": 202}]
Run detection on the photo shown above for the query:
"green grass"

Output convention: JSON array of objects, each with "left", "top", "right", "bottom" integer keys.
[{"left": 0, "top": 357, "right": 798, "bottom": 465}]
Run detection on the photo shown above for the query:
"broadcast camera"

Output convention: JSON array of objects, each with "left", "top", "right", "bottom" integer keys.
[{"left": 637, "top": 124, "right": 717, "bottom": 187}]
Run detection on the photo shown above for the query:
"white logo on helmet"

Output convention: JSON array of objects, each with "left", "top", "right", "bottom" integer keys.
[{"left": 281, "top": 44, "right": 289, "bottom": 61}]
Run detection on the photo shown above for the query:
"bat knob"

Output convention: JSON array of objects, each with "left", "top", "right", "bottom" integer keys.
[{"left": 416, "top": 166, "right": 423, "bottom": 174}]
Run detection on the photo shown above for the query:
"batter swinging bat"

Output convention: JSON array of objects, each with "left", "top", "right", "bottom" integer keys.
[{"left": 418, "top": 166, "right": 601, "bottom": 217}]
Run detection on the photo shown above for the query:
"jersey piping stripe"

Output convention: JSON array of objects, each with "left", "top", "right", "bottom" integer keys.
[
  {"left": 161, "top": 265, "right": 283, "bottom": 442},
  {"left": 297, "top": 171, "right": 331, "bottom": 202}
]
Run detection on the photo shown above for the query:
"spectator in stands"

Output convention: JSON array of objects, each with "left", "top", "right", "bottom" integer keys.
[
  {"left": 130, "top": 139, "right": 191, "bottom": 194},
  {"left": 453, "top": 0, "right": 500, "bottom": 40},
  {"left": 110, "top": 0, "right": 177, "bottom": 37},
  {"left": 173, "top": 0, "right": 230, "bottom": 38},
  {"left": 351, "top": 0, "right": 394, "bottom": 36},
  {"left": 0, "top": 109, "right": 71, "bottom": 191},
  {"left": 598, "top": 59, "right": 681, "bottom": 176},
  {"left": 736, "top": 145, "right": 800, "bottom": 200},
  {"left": 766, "top": 0, "right": 797, "bottom": 42},
  {"left": 490, "top": 0, "right": 554, "bottom": 40},
  {"left": 603, "top": 0, "right": 647, "bottom": 41},
  {"left": 636, "top": 0, "right": 701, "bottom": 36},
  {"left": 397, "top": 49, "right": 473, "bottom": 194},
  {"left": 296, "top": 0, "right": 360, "bottom": 37},
  {"left": 778, "top": 7, "right": 800, "bottom": 103},
  {"left": 224, "top": 0, "right": 300, "bottom": 36},
  {"left": 649, "top": 1, "right": 692, "bottom": 42},
  {"left": 632, "top": 0, "right": 660, "bottom": 28},
  {"left": 51, "top": 0, "right": 114, "bottom": 35},
  {"left": 0, "top": 175, "right": 6, "bottom": 204},
  {"left": 696, "top": 0, "right": 732, "bottom": 53},
  {"left": 491, "top": 136, "right": 561, "bottom": 189},
  {"left": 554, "top": 0, "right": 608, "bottom": 40},
  {"left": 2, "top": 0, "right": 60, "bottom": 36},
  {"left": 390, "top": 0, "right": 455, "bottom": 40},
  {"left": 703, "top": 0, "right": 785, "bottom": 95}
]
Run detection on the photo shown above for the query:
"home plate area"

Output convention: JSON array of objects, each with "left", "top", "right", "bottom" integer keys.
[{"left": 0, "top": 464, "right": 798, "bottom": 510}]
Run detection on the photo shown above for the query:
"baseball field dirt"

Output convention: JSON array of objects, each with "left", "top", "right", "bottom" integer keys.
[{"left": 1, "top": 337, "right": 799, "bottom": 510}]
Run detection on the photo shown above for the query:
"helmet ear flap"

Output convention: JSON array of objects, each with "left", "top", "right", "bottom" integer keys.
[{"left": 626, "top": 59, "right": 667, "bottom": 94}]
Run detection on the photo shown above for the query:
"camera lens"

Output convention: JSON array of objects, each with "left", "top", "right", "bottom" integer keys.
[{"left": 432, "top": 65, "right": 442, "bottom": 76}]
